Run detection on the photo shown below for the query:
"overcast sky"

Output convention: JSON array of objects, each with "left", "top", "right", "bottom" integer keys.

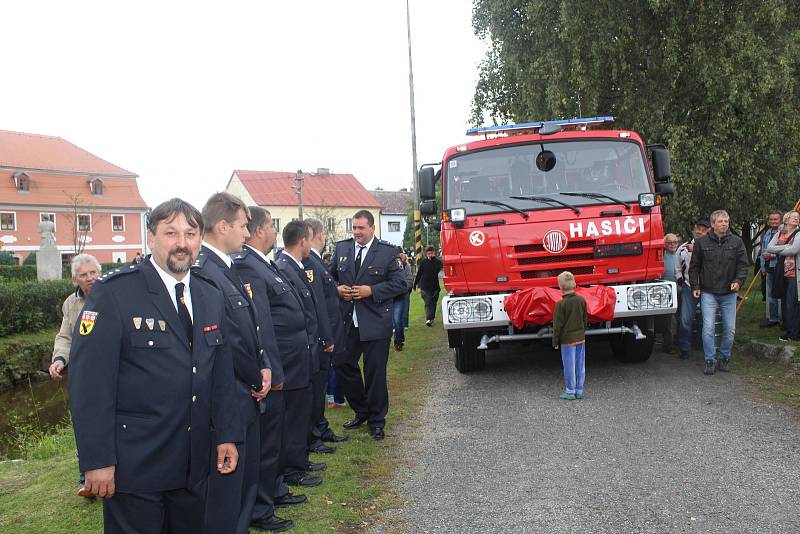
[{"left": 2, "top": 1, "right": 486, "bottom": 209}]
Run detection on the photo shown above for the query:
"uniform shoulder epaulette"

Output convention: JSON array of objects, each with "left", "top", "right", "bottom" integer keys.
[
  {"left": 377, "top": 239, "right": 397, "bottom": 248},
  {"left": 191, "top": 251, "right": 209, "bottom": 270},
  {"left": 231, "top": 248, "right": 249, "bottom": 262},
  {"left": 336, "top": 237, "right": 354, "bottom": 245},
  {"left": 97, "top": 262, "right": 140, "bottom": 283}
]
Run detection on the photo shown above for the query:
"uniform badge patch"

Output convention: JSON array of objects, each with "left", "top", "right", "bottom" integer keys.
[
  {"left": 305, "top": 269, "right": 314, "bottom": 283},
  {"left": 158, "top": 320, "right": 166, "bottom": 332},
  {"left": 79, "top": 311, "right": 98, "bottom": 336},
  {"left": 133, "top": 317, "right": 142, "bottom": 330},
  {"left": 275, "top": 277, "right": 283, "bottom": 283},
  {"left": 146, "top": 318, "right": 155, "bottom": 331},
  {"left": 244, "top": 283, "right": 253, "bottom": 299}
]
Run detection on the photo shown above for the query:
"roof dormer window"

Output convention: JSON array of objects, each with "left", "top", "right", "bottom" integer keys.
[
  {"left": 89, "top": 177, "right": 103, "bottom": 196},
  {"left": 13, "top": 172, "right": 30, "bottom": 192}
]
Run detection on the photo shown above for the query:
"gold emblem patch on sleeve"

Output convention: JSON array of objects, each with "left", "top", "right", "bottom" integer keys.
[
  {"left": 79, "top": 311, "right": 98, "bottom": 336},
  {"left": 305, "top": 269, "right": 314, "bottom": 283}
]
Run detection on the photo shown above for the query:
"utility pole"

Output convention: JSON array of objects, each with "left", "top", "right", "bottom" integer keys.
[
  {"left": 295, "top": 169, "right": 304, "bottom": 220},
  {"left": 406, "top": 0, "right": 421, "bottom": 263}
]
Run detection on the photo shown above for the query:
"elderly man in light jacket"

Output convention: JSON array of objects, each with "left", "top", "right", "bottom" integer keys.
[{"left": 48, "top": 254, "right": 101, "bottom": 380}]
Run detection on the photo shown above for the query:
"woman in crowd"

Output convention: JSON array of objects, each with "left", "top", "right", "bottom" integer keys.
[{"left": 766, "top": 211, "right": 800, "bottom": 342}]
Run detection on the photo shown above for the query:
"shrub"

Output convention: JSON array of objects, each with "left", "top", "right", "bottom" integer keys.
[
  {"left": 0, "top": 252, "right": 15, "bottom": 265},
  {"left": 0, "top": 265, "right": 37, "bottom": 282},
  {"left": 0, "top": 330, "right": 56, "bottom": 393},
  {"left": 22, "top": 251, "right": 37, "bottom": 265},
  {"left": 101, "top": 262, "right": 129, "bottom": 272},
  {"left": 0, "top": 281, "right": 74, "bottom": 337}
]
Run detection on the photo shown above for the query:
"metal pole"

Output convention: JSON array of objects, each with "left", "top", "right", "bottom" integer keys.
[
  {"left": 296, "top": 169, "right": 304, "bottom": 220},
  {"left": 406, "top": 0, "right": 422, "bottom": 263}
]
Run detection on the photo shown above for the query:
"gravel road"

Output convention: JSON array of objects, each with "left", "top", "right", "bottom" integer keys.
[{"left": 386, "top": 341, "right": 800, "bottom": 533}]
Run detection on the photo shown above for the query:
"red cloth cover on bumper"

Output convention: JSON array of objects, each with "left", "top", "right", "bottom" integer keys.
[{"left": 503, "top": 286, "right": 617, "bottom": 329}]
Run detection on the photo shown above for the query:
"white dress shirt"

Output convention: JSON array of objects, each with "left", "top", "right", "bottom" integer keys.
[
  {"left": 202, "top": 240, "right": 233, "bottom": 268},
  {"left": 149, "top": 257, "right": 193, "bottom": 321}
]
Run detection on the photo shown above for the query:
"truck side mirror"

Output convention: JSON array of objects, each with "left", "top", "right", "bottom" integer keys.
[
  {"left": 651, "top": 147, "right": 671, "bottom": 182},
  {"left": 419, "top": 167, "right": 437, "bottom": 200},
  {"left": 420, "top": 200, "right": 438, "bottom": 216},
  {"left": 655, "top": 182, "right": 674, "bottom": 196}
]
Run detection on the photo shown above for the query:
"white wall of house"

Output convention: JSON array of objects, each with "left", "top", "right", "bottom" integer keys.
[{"left": 380, "top": 213, "right": 406, "bottom": 247}]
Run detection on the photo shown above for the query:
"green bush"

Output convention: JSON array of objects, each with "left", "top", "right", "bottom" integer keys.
[
  {"left": 0, "top": 265, "right": 37, "bottom": 282},
  {"left": 22, "top": 252, "right": 37, "bottom": 265},
  {"left": 0, "top": 281, "right": 74, "bottom": 337},
  {"left": 101, "top": 262, "right": 129, "bottom": 272},
  {"left": 0, "top": 330, "right": 56, "bottom": 392},
  {"left": 0, "top": 252, "right": 15, "bottom": 265}
]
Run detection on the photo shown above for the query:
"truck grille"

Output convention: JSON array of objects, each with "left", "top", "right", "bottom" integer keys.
[
  {"left": 517, "top": 253, "right": 595, "bottom": 265},
  {"left": 514, "top": 239, "right": 595, "bottom": 253},
  {"left": 520, "top": 265, "right": 595, "bottom": 279}
]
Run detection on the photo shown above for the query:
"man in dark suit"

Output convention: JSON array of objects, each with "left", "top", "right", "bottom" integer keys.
[
  {"left": 304, "top": 218, "right": 348, "bottom": 448},
  {"left": 232, "top": 207, "right": 301, "bottom": 532},
  {"left": 274, "top": 220, "right": 324, "bottom": 488},
  {"left": 195, "top": 192, "right": 271, "bottom": 534},
  {"left": 68, "top": 198, "right": 239, "bottom": 534},
  {"left": 330, "top": 210, "right": 406, "bottom": 440}
]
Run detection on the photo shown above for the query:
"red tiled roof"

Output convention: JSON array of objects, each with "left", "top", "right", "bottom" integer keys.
[
  {"left": 0, "top": 171, "right": 147, "bottom": 209},
  {"left": 0, "top": 130, "right": 136, "bottom": 177},
  {"left": 234, "top": 170, "right": 381, "bottom": 208}
]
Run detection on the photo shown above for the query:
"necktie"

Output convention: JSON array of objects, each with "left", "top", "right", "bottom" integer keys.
[
  {"left": 355, "top": 245, "right": 365, "bottom": 274},
  {"left": 175, "top": 282, "right": 193, "bottom": 345}
]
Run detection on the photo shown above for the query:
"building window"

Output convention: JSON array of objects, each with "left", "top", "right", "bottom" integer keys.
[
  {"left": 112, "top": 215, "right": 125, "bottom": 232},
  {"left": 0, "top": 212, "right": 15, "bottom": 231},
  {"left": 40, "top": 212, "right": 56, "bottom": 229},
  {"left": 272, "top": 218, "right": 281, "bottom": 232},
  {"left": 388, "top": 221, "right": 401, "bottom": 232},
  {"left": 327, "top": 217, "right": 336, "bottom": 233},
  {"left": 345, "top": 218, "right": 353, "bottom": 232},
  {"left": 89, "top": 178, "right": 103, "bottom": 196},
  {"left": 78, "top": 214, "right": 92, "bottom": 232},
  {"left": 14, "top": 172, "right": 30, "bottom": 192}
]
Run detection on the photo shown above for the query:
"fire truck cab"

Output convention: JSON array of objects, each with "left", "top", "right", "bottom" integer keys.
[{"left": 418, "top": 117, "right": 677, "bottom": 372}]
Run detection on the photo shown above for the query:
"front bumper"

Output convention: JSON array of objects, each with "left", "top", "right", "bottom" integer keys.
[{"left": 441, "top": 280, "right": 677, "bottom": 330}]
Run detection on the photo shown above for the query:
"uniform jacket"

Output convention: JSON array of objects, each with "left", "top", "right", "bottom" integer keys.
[
  {"left": 68, "top": 260, "right": 237, "bottom": 493},
  {"left": 302, "top": 250, "right": 334, "bottom": 350},
  {"left": 688, "top": 231, "right": 748, "bottom": 294},
  {"left": 233, "top": 246, "right": 315, "bottom": 388},
  {"left": 330, "top": 238, "right": 407, "bottom": 341},
  {"left": 52, "top": 288, "right": 85, "bottom": 364},
  {"left": 306, "top": 250, "right": 345, "bottom": 369},
  {"left": 194, "top": 246, "right": 266, "bottom": 420}
]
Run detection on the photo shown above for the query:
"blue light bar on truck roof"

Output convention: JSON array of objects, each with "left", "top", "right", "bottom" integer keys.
[{"left": 465, "top": 116, "right": 615, "bottom": 136}]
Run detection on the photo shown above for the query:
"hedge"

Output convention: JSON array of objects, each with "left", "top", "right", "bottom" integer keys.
[
  {"left": 102, "top": 262, "right": 130, "bottom": 272},
  {"left": 0, "top": 280, "right": 74, "bottom": 337},
  {"left": 0, "top": 265, "right": 38, "bottom": 282},
  {"left": 0, "top": 330, "right": 55, "bottom": 392}
]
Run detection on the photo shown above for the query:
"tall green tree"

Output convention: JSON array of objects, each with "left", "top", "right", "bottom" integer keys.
[{"left": 472, "top": 0, "right": 800, "bottom": 254}]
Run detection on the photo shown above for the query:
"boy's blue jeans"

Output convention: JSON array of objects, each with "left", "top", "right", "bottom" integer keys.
[
  {"left": 393, "top": 292, "right": 410, "bottom": 345},
  {"left": 677, "top": 287, "right": 700, "bottom": 353},
  {"left": 700, "top": 292, "right": 737, "bottom": 363},
  {"left": 560, "top": 342, "right": 586, "bottom": 395}
]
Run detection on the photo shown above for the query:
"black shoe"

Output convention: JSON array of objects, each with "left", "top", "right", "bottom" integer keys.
[
  {"left": 274, "top": 493, "right": 307, "bottom": 507},
  {"left": 679, "top": 351, "right": 689, "bottom": 360},
  {"left": 704, "top": 360, "right": 716, "bottom": 375},
  {"left": 394, "top": 343, "right": 403, "bottom": 351},
  {"left": 779, "top": 335, "right": 791, "bottom": 342},
  {"left": 306, "top": 461, "right": 327, "bottom": 472},
  {"left": 717, "top": 359, "right": 730, "bottom": 372},
  {"left": 321, "top": 432, "right": 349, "bottom": 443},
  {"left": 343, "top": 416, "right": 368, "bottom": 429},
  {"left": 761, "top": 321, "right": 781, "bottom": 328},
  {"left": 310, "top": 443, "right": 336, "bottom": 454},
  {"left": 251, "top": 514, "right": 294, "bottom": 532},
  {"left": 425, "top": 320, "right": 433, "bottom": 327},
  {"left": 285, "top": 474, "right": 322, "bottom": 487},
  {"left": 370, "top": 427, "right": 385, "bottom": 440}
]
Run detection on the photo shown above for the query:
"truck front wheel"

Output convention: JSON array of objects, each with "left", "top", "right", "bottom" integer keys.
[
  {"left": 610, "top": 323, "right": 655, "bottom": 363},
  {"left": 454, "top": 330, "right": 486, "bottom": 373}
]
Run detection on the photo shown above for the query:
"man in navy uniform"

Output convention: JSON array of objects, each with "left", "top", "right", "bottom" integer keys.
[
  {"left": 330, "top": 210, "right": 406, "bottom": 440},
  {"left": 232, "top": 207, "right": 299, "bottom": 532},
  {"left": 195, "top": 192, "right": 271, "bottom": 534},
  {"left": 68, "top": 198, "right": 239, "bottom": 533},
  {"left": 304, "top": 218, "right": 348, "bottom": 448},
  {"left": 274, "top": 220, "right": 324, "bottom": 487}
]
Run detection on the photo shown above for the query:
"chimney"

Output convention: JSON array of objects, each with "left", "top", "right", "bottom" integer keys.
[{"left": 316, "top": 167, "right": 330, "bottom": 175}]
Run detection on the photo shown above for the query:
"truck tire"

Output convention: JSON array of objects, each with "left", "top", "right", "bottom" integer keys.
[
  {"left": 610, "top": 327, "right": 654, "bottom": 363},
  {"left": 454, "top": 331, "right": 486, "bottom": 373}
]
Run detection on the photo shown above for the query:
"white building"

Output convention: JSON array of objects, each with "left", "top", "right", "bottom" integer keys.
[{"left": 370, "top": 189, "right": 412, "bottom": 248}]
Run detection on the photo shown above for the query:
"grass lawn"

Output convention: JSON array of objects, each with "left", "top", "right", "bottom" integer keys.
[
  {"left": 0, "top": 293, "right": 448, "bottom": 533},
  {"left": 731, "top": 273, "right": 800, "bottom": 412}
]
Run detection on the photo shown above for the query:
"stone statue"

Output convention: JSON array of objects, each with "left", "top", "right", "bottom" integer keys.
[{"left": 36, "top": 221, "right": 62, "bottom": 281}]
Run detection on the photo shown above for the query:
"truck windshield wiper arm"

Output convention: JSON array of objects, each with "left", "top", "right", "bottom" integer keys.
[
  {"left": 509, "top": 195, "right": 581, "bottom": 214},
  {"left": 559, "top": 191, "right": 631, "bottom": 211},
  {"left": 461, "top": 199, "right": 529, "bottom": 219}
]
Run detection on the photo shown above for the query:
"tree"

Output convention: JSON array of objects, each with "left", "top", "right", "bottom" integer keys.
[
  {"left": 472, "top": 0, "right": 800, "bottom": 259},
  {"left": 22, "top": 251, "right": 37, "bottom": 265},
  {"left": 62, "top": 193, "right": 106, "bottom": 255},
  {"left": 307, "top": 204, "right": 348, "bottom": 254}
]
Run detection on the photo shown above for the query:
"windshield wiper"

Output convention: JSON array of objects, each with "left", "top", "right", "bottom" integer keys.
[
  {"left": 559, "top": 191, "right": 631, "bottom": 211},
  {"left": 461, "top": 199, "right": 529, "bottom": 219},
  {"left": 509, "top": 195, "right": 581, "bottom": 214}
]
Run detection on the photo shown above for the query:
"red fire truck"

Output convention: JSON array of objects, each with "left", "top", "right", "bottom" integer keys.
[{"left": 418, "top": 116, "right": 677, "bottom": 372}]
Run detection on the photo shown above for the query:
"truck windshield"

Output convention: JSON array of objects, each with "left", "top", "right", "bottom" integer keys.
[{"left": 445, "top": 140, "right": 650, "bottom": 214}]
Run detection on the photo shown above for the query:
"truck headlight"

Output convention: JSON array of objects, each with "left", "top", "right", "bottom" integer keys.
[
  {"left": 450, "top": 208, "right": 466, "bottom": 222},
  {"left": 448, "top": 297, "right": 492, "bottom": 323},
  {"left": 627, "top": 284, "right": 673, "bottom": 310}
]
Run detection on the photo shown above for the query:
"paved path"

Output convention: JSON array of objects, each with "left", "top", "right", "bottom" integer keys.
[{"left": 387, "top": 341, "right": 800, "bottom": 533}]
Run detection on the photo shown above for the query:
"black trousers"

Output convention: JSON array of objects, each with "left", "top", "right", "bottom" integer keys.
[
  {"left": 307, "top": 365, "right": 330, "bottom": 448},
  {"left": 252, "top": 389, "right": 284, "bottom": 521},
  {"left": 205, "top": 406, "right": 259, "bottom": 534},
  {"left": 420, "top": 288, "right": 440, "bottom": 321},
  {"left": 103, "top": 480, "right": 205, "bottom": 534},
  {"left": 336, "top": 326, "right": 390, "bottom": 429},
  {"left": 280, "top": 385, "right": 312, "bottom": 479}
]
